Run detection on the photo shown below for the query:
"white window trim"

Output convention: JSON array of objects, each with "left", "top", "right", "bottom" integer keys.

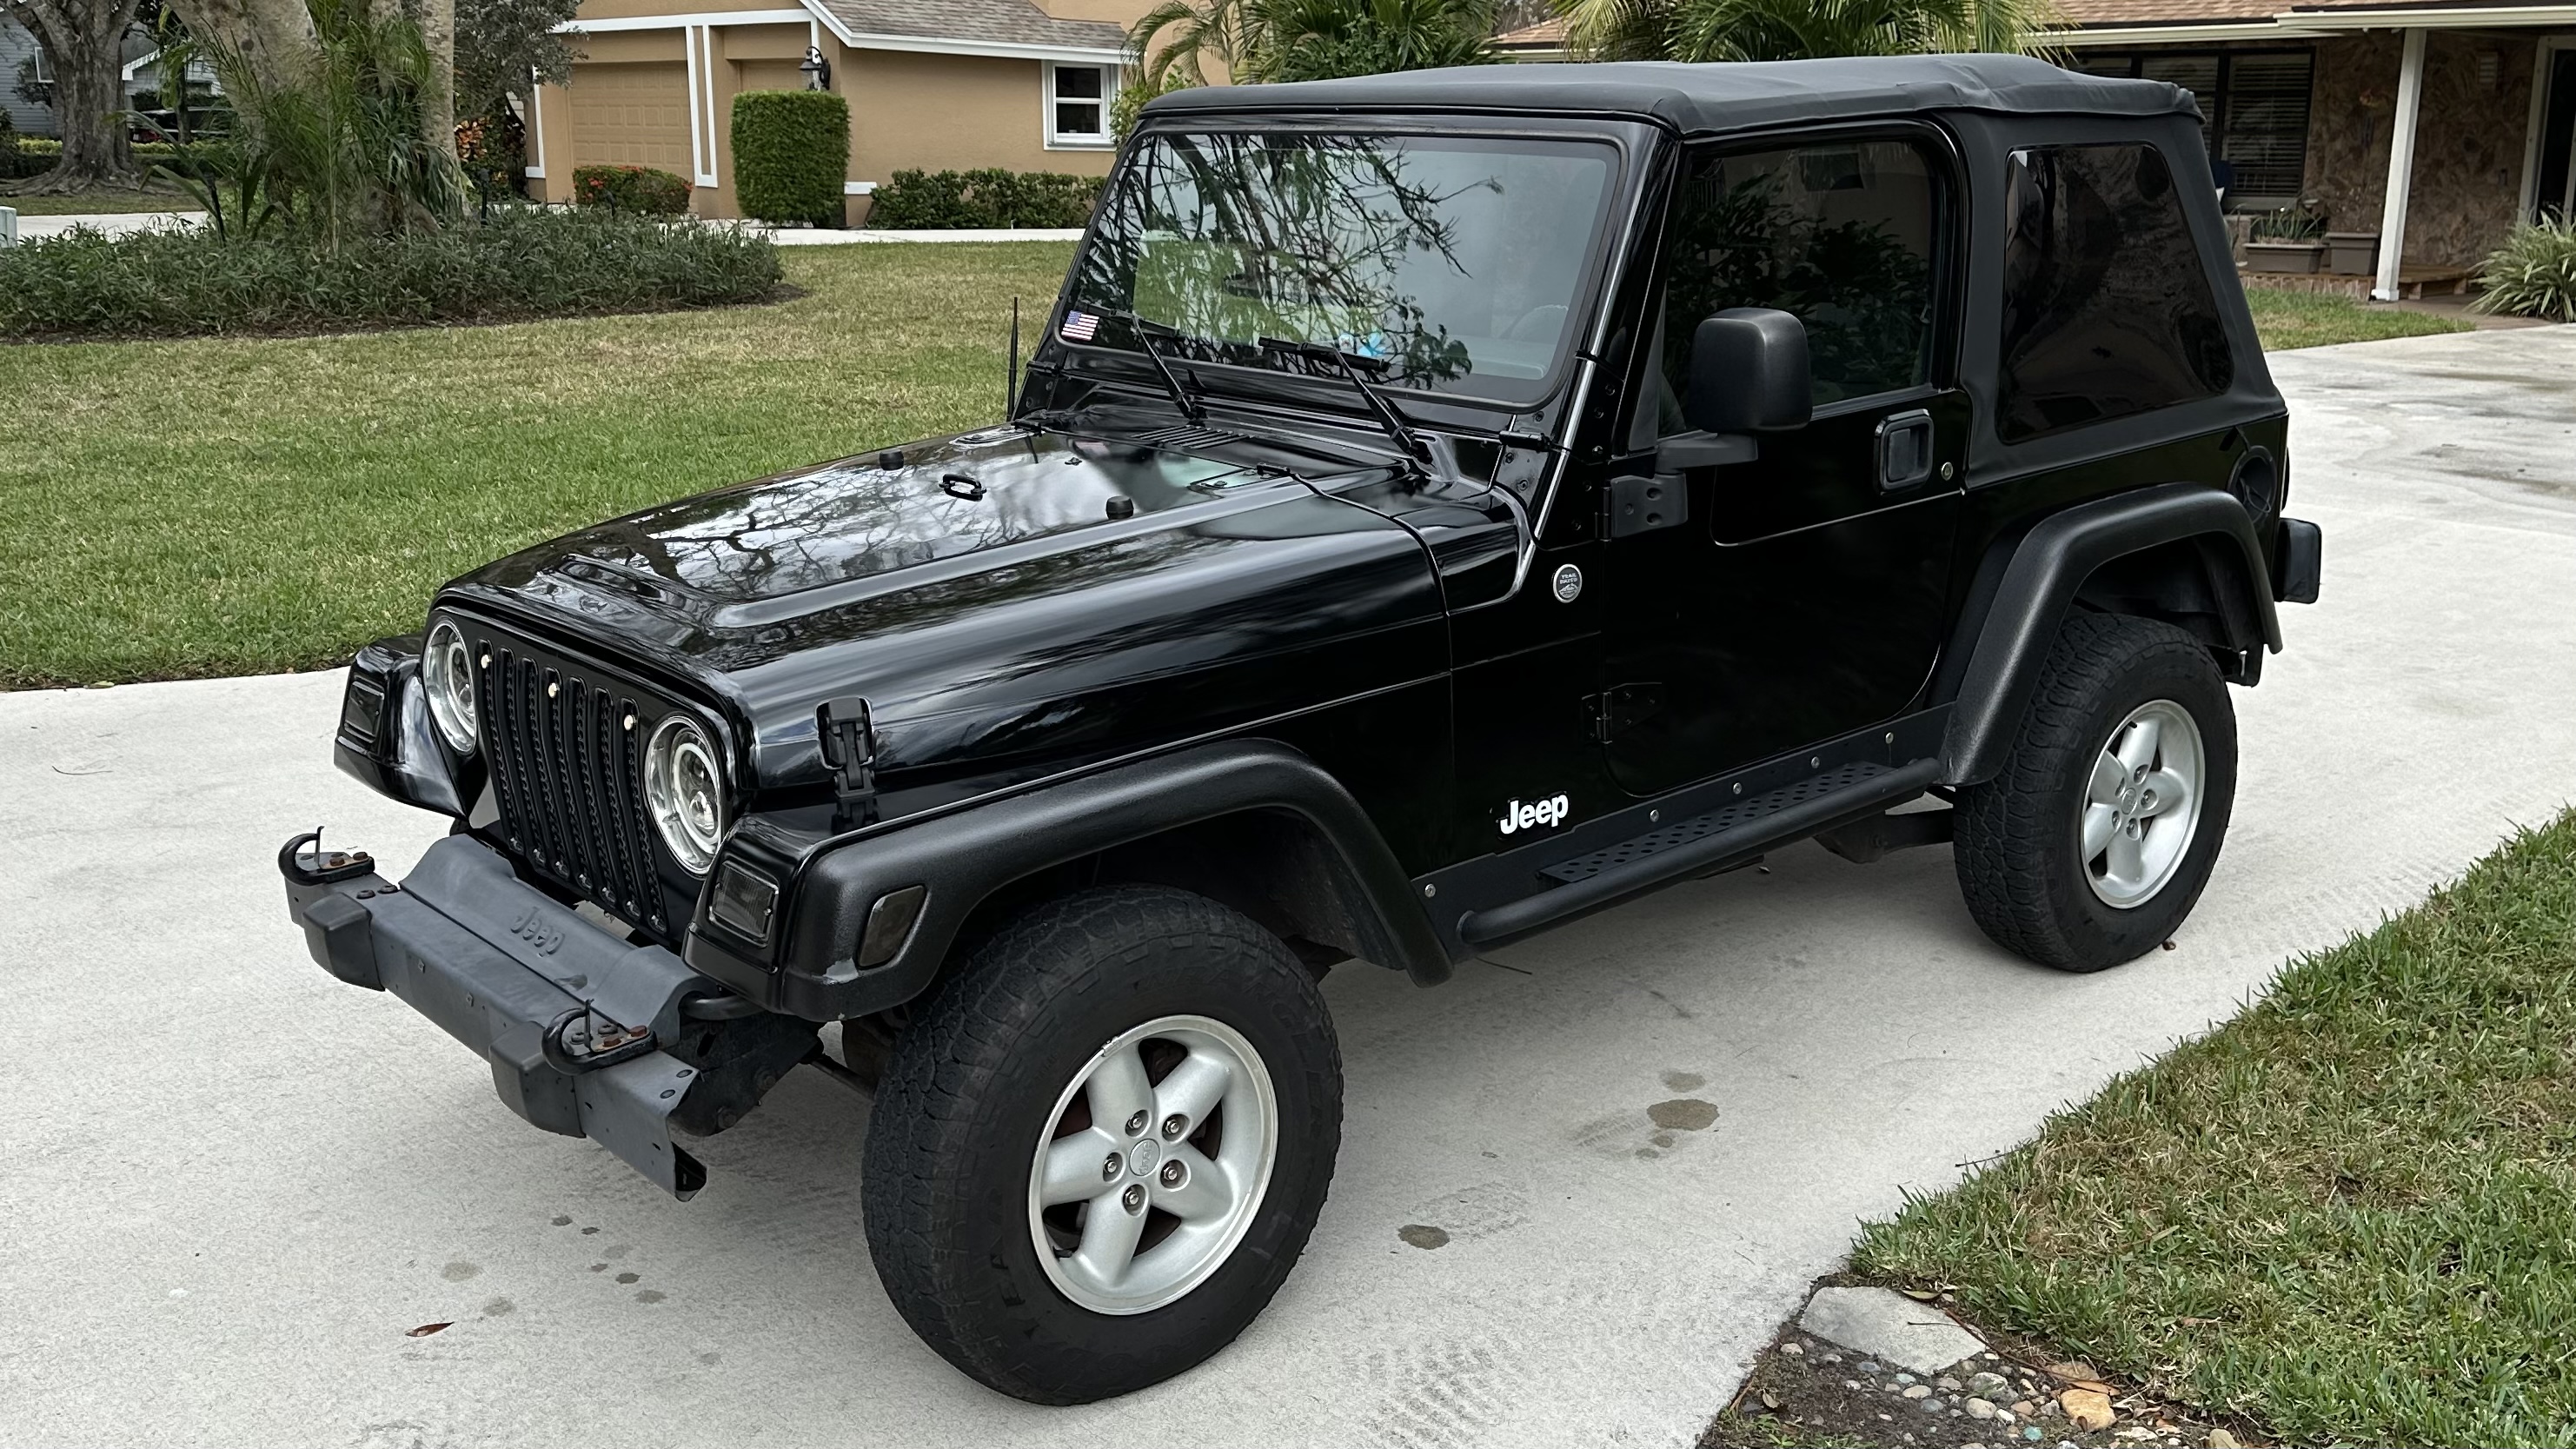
[
  {"left": 682, "top": 23, "right": 720, "bottom": 189},
  {"left": 2519, "top": 36, "right": 2576, "bottom": 218},
  {"left": 1044, "top": 60, "right": 1117, "bottom": 150},
  {"left": 525, "top": 76, "right": 547, "bottom": 179}
]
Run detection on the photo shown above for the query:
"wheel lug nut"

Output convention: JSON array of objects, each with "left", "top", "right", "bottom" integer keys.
[
  {"left": 1160, "top": 1113, "right": 1188, "bottom": 1140},
  {"left": 1101, "top": 1154, "right": 1121, "bottom": 1182},
  {"left": 1124, "top": 1111, "right": 1148, "bottom": 1137},
  {"left": 1121, "top": 1184, "right": 1145, "bottom": 1213},
  {"left": 1159, "top": 1160, "right": 1185, "bottom": 1186}
]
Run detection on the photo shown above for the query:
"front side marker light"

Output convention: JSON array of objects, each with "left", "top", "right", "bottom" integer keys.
[
  {"left": 857, "top": 885, "right": 927, "bottom": 969},
  {"left": 709, "top": 861, "right": 779, "bottom": 946}
]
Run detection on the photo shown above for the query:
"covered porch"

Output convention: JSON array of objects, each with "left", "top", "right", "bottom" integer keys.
[{"left": 2056, "top": 1, "right": 2576, "bottom": 302}]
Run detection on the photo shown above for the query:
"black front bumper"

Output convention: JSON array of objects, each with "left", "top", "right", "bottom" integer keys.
[{"left": 282, "top": 834, "right": 719, "bottom": 1198}]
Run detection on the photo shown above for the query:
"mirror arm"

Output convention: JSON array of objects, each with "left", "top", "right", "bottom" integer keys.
[{"left": 1656, "top": 430, "right": 1759, "bottom": 473}]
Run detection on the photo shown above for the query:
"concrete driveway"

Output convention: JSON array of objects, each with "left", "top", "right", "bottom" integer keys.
[{"left": 6, "top": 327, "right": 2573, "bottom": 1449}]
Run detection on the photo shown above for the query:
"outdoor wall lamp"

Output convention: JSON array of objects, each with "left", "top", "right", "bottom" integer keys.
[{"left": 800, "top": 46, "right": 831, "bottom": 90}]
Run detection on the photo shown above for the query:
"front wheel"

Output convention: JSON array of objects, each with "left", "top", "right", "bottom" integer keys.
[
  {"left": 860, "top": 884, "right": 1342, "bottom": 1404},
  {"left": 1954, "top": 612, "right": 2239, "bottom": 971}
]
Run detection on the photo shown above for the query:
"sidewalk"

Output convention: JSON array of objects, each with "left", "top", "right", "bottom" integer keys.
[{"left": 8, "top": 209, "right": 205, "bottom": 241}]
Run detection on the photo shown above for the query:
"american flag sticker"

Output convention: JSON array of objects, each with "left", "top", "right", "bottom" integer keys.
[{"left": 1059, "top": 309, "right": 1100, "bottom": 342}]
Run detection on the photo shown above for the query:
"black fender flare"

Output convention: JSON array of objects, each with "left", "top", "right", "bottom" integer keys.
[
  {"left": 686, "top": 739, "right": 1451, "bottom": 1020},
  {"left": 1938, "top": 483, "right": 2279, "bottom": 788}
]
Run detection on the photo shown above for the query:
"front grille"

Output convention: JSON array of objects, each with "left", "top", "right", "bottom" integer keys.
[{"left": 466, "top": 628, "right": 672, "bottom": 934}]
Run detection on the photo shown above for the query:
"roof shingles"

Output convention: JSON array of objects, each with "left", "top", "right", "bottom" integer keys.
[
  {"left": 809, "top": 0, "right": 1124, "bottom": 50},
  {"left": 2061, "top": 0, "right": 2555, "bottom": 25}
]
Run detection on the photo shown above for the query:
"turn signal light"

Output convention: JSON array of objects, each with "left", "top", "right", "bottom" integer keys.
[{"left": 858, "top": 885, "right": 927, "bottom": 968}]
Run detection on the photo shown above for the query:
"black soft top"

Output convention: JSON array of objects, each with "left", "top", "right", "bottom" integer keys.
[{"left": 1142, "top": 55, "right": 2198, "bottom": 136}]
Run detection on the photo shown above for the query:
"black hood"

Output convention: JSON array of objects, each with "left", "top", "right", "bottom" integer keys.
[{"left": 441, "top": 423, "right": 1451, "bottom": 804}]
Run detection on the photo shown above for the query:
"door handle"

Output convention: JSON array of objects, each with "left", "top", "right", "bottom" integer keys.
[{"left": 1876, "top": 409, "right": 1935, "bottom": 492}]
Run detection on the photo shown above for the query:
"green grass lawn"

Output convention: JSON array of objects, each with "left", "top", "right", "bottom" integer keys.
[
  {"left": 1, "top": 189, "right": 203, "bottom": 216},
  {"left": 1858, "top": 812, "right": 2576, "bottom": 1449},
  {"left": 0, "top": 242, "right": 2489, "bottom": 688},
  {"left": 2245, "top": 284, "right": 2474, "bottom": 348},
  {"left": 0, "top": 243, "right": 1069, "bottom": 688}
]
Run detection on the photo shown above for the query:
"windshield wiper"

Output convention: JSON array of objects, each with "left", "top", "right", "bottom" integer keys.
[
  {"left": 1258, "top": 336, "right": 1436, "bottom": 475},
  {"left": 1087, "top": 309, "right": 1205, "bottom": 425}
]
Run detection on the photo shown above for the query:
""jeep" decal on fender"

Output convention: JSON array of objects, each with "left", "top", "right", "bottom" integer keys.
[{"left": 1497, "top": 794, "right": 1571, "bottom": 836}]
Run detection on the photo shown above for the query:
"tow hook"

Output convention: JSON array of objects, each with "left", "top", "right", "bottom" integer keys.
[
  {"left": 279, "top": 828, "right": 374, "bottom": 885},
  {"left": 541, "top": 1006, "right": 660, "bottom": 1074}
]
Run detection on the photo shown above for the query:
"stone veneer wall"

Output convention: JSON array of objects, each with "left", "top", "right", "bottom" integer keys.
[{"left": 2301, "top": 32, "right": 2539, "bottom": 269}]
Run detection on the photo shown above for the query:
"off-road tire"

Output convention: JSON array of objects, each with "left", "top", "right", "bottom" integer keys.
[
  {"left": 1954, "top": 612, "right": 2238, "bottom": 971},
  {"left": 860, "top": 884, "right": 1342, "bottom": 1405}
]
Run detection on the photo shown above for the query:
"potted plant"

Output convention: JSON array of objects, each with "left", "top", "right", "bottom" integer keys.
[
  {"left": 2247, "top": 204, "right": 2327, "bottom": 273},
  {"left": 2325, "top": 230, "right": 2381, "bottom": 276}
]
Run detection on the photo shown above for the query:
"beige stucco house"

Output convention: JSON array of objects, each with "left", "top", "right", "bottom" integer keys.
[{"left": 527, "top": 0, "right": 1159, "bottom": 223}]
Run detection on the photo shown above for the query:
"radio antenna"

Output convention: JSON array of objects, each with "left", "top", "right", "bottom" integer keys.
[{"left": 1006, "top": 296, "right": 1020, "bottom": 418}]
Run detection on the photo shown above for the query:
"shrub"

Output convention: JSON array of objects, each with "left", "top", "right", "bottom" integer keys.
[
  {"left": 0, "top": 207, "right": 782, "bottom": 340},
  {"left": 574, "top": 163, "right": 693, "bottom": 216},
  {"left": 731, "top": 90, "right": 846, "bottom": 227},
  {"left": 868, "top": 168, "right": 1103, "bottom": 229},
  {"left": 2473, "top": 216, "right": 2576, "bottom": 323},
  {"left": 3, "top": 135, "right": 59, "bottom": 181}
]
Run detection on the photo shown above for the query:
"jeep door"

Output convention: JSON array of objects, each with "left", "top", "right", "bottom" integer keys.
[{"left": 1595, "top": 129, "right": 1968, "bottom": 796}]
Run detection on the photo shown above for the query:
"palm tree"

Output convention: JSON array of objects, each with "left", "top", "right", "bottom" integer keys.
[
  {"left": 1129, "top": 0, "right": 1252, "bottom": 90},
  {"left": 1243, "top": 0, "right": 1497, "bottom": 82},
  {"left": 1551, "top": 0, "right": 2061, "bottom": 63},
  {"left": 1128, "top": 0, "right": 1496, "bottom": 91}
]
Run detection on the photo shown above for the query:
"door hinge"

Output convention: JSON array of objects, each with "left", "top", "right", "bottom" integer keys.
[
  {"left": 1601, "top": 473, "right": 1690, "bottom": 539},
  {"left": 1583, "top": 682, "right": 1665, "bottom": 743}
]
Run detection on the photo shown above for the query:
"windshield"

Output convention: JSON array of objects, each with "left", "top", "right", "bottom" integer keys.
[{"left": 1065, "top": 130, "right": 1617, "bottom": 404}]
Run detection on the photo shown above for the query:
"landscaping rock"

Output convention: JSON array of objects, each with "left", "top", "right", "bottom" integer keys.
[
  {"left": 2060, "top": 1388, "right": 2116, "bottom": 1432},
  {"left": 1966, "top": 1398, "right": 1999, "bottom": 1420},
  {"left": 1798, "top": 1286, "right": 1986, "bottom": 1375}
]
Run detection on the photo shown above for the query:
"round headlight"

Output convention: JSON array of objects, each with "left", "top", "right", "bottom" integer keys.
[
  {"left": 646, "top": 717, "right": 727, "bottom": 874},
  {"left": 423, "top": 621, "right": 479, "bottom": 756}
]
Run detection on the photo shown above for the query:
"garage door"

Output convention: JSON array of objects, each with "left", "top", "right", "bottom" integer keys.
[{"left": 569, "top": 62, "right": 692, "bottom": 177}]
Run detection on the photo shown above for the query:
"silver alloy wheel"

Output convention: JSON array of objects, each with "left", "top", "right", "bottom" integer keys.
[
  {"left": 1026, "top": 1014, "right": 1278, "bottom": 1316},
  {"left": 2081, "top": 698, "right": 2206, "bottom": 909}
]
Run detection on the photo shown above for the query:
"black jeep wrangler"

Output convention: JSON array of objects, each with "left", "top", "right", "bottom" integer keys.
[{"left": 286, "top": 56, "right": 2321, "bottom": 1404}]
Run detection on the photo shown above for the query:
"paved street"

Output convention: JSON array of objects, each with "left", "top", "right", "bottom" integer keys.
[{"left": 5, "top": 327, "right": 2573, "bottom": 1448}]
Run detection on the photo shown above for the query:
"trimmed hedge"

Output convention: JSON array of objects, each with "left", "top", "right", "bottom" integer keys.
[
  {"left": 868, "top": 168, "right": 1104, "bottom": 229},
  {"left": 0, "top": 208, "right": 783, "bottom": 341},
  {"left": 732, "top": 90, "right": 847, "bottom": 227},
  {"left": 2, "top": 138, "right": 210, "bottom": 180},
  {"left": 574, "top": 163, "right": 692, "bottom": 216}
]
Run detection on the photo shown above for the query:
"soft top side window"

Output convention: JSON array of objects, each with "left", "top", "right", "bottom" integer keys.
[
  {"left": 1996, "top": 143, "right": 2234, "bottom": 442},
  {"left": 1637, "top": 137, "right": 1943, "bottom": 443}
]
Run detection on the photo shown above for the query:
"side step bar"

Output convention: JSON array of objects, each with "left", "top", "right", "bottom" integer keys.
[{"left": 1456, "top": 757, "right": 1943, "bottom": 947}]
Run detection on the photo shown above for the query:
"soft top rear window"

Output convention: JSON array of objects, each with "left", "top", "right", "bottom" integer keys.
[{"left": 1996, "top": 143, "right": 2233, "bottom": 442}]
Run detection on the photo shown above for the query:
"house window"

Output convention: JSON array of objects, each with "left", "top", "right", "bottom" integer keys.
[
  {"left": 1047, "top": 63, "right": 1112, "bottom": 148},
  {"left": 2077, "top": 50, "right": 2314, "bottom": 210}
]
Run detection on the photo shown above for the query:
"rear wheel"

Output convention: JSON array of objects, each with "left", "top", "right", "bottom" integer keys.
[
  {"left": 1954, "top": 612, "right": 2238, "bottom": 971},
  {"left": 860, "top": 884, "right": 1341, "bottom": 1404}
]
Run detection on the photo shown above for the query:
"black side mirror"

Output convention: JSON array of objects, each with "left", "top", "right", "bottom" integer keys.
[{"left": 1684, "top": 307, "right": 1812, "bottom": 434}]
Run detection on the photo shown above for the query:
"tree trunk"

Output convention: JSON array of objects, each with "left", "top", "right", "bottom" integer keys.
[
  {"left": 4, "top": 0, "right": 145, "bottom": 194},
  {"left": 164, "top": 0, "right": 322, "bottom": 99},
  {"left": 414, "top": 0, "right": 457, "bottom": 169}
]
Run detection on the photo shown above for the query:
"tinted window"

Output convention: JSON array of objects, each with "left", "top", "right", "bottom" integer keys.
[
  {"left": 1658, "top": 140, "right": 1941, "bottom": 414},
  {"left": 1997, "top": 143, "right": 2233, "bottom": 442}
]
